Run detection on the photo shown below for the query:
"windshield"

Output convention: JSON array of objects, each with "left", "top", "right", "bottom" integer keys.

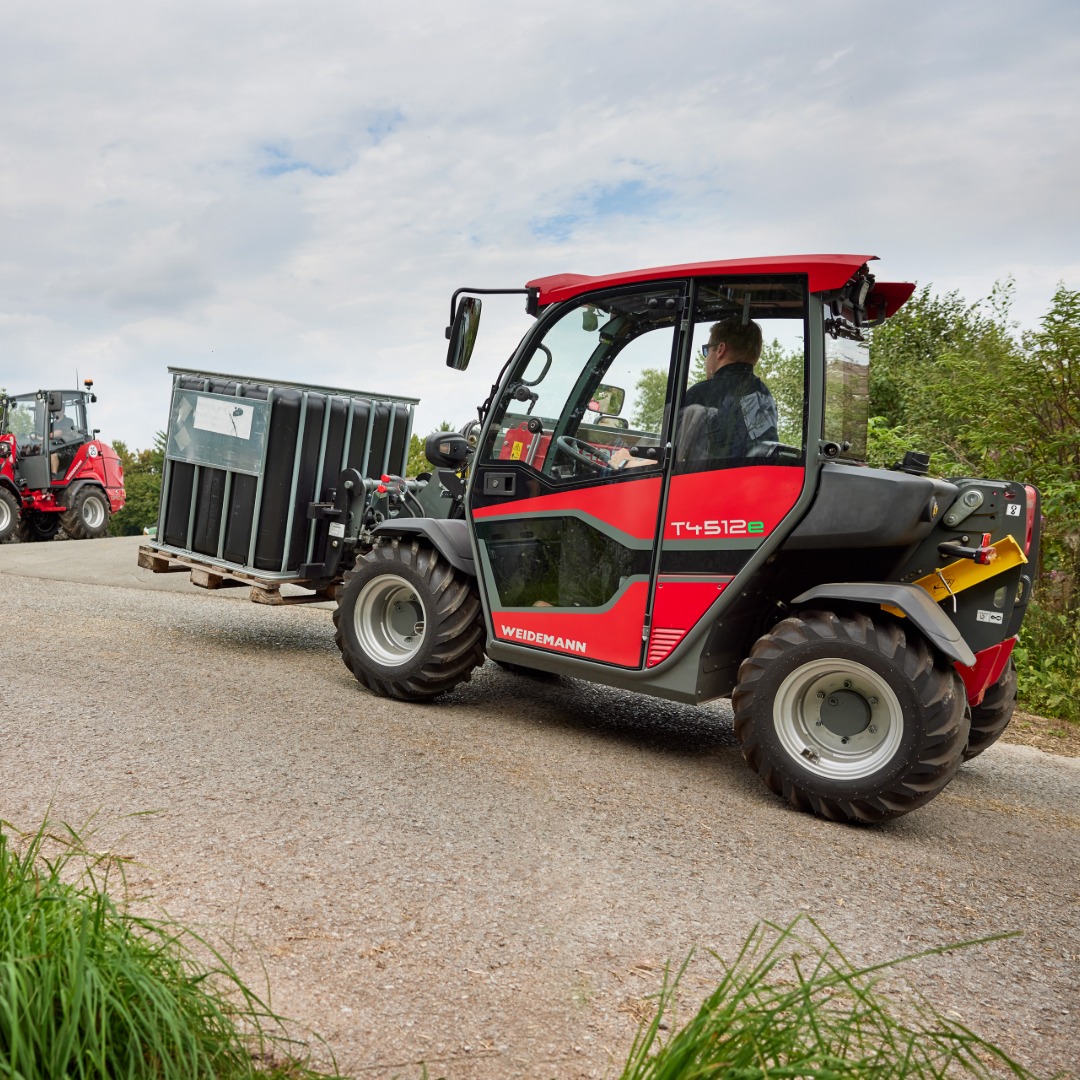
[{"left": 2, "top": 396, "right": 44, "bottom": 445}]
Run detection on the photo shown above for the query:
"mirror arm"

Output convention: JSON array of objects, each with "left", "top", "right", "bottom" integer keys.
[{"left": 446, "top": 287, "right": 538, "bottom": 338}]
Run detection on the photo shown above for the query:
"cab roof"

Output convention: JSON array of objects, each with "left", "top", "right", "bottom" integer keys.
[{"left": 526, "top": 253, "right": 914, "bottom": 316}]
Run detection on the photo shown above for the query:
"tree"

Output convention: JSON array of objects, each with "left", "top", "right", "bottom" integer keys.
[
  {"left": 631, "top": 369, "right": 667, "bottom": 430},
  {"left": 108, "top": 432, "right": 166, "bottom": 536},
  {"left": 406, "top": 422, "right": 453, "bottom": 477}
]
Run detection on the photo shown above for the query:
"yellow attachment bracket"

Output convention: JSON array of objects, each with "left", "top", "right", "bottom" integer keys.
[{"left": 883, "top": 534, "right": 1028, "bottom": 617}]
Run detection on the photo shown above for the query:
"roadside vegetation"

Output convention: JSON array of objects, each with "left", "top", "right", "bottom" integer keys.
[
  {"left": 0, "top": 817, "right": 341, "bottom": 1080},
  {"left": 619, "top": 918, "right": 1043, "bottom": 1080},
  {"left": 1, "top": 817, "right": 1050, "bottom": 1079},
  {"left": 865, "top": 281, "right": 1080, "bottom": 723}
]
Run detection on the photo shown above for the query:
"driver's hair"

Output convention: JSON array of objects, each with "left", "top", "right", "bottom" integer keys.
[{"left": 709, "top": 316, "right": 763, "bottom": 365}]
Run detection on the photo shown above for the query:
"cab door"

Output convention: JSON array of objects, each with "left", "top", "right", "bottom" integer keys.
[
  {"left": 648, "top": 275, "right": 810, "bottom": 667},
  {"left": 468, "top": 284, "right": 686, "bottom": 668}
]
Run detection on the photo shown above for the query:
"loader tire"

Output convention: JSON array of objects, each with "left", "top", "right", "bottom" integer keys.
[
  {"left": 963, "top": 659, "right": 1018, "bottom": 760},
  {"left": 61, "top": 486, "right": 110, "bottom": 539},
  {"left": 17, "top": 511, "right": 61, "bottom": 543},
  {"left": 732, "top": 609, "right": 969, "bottom": 824},
  {"left": 0, "top": 488, "right": 19, "bottom": 542},
  {"left": 334, "top": 537, "right": 485, "bottom": 701}
]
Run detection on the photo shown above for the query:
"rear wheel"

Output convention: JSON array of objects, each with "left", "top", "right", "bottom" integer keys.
[
  {"left": 732, "top": 609, "right": 969, "bottom": 823},
  {"left": 17, "top": 511, "right": 61, "bottom": 543},
  {"left": 61, "top": 487, "right": 110, "bottom": 539},
  {"left": 0, "top": 488, "right": 19, "bottom": 541},
  {"left": 334, "top": 537, "right": 486, "bottom": 701},
  {"left": 963, "top": 659, "right": 1018, "bottom": 760}
]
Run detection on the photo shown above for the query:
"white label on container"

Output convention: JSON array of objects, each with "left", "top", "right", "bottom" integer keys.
[
  {"left": 976, "top": 610, "right": 1004, "bottom": 624},
  {"left": 328, "top": 522, "right": 345, "bottom": 538},
  {"left": 193, "top": 397, "right": 254, "bottom": 440},
  {"left": 1006, "top": 503, "right": 1021, "bottom": 516}
]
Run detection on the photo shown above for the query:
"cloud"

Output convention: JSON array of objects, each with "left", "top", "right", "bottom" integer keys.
[{"left": 0, "top": 0, "right": 1078, "bottom": 450}]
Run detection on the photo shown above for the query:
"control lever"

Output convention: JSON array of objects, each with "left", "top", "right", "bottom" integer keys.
[{"left": 938, "top": 532, "right": 997, "bottom": 566}]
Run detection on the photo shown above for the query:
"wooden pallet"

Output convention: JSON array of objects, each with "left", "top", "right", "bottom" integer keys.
[{"left": 137, "top": 546, "right": 337, "bottom": 606}]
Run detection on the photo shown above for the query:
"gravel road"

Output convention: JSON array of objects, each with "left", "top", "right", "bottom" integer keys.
[{"left": 1, "top": 537, "right": 1077, "bottom": 1078}]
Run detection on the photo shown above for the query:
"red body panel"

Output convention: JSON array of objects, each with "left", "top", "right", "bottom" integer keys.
[
  {"left": 957, "top": 637, "right": 1017, "bottom": 707},
  {"left": 647, "top": 577, "right": 731, "bottom": 667},
  {"left": 664, "top": 467, "right": 804, "bottom": 542},
  {"left": 1, "top": 438, "right": 125, "bottom": 514},
  {"left": 492, "top": 580, "right": 650, "bottom": 668},
  {"left": 473, "top": 474, "right": 663, "bottom": 540}
]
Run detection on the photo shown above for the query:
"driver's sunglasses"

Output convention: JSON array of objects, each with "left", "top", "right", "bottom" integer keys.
[{"left": 700, "top": 342, "right": 716, "bottom": 358}]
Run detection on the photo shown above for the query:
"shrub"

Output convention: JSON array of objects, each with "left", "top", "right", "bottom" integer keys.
[{"left": 0, "top": 817, "right": 338, "bottom": 1080}]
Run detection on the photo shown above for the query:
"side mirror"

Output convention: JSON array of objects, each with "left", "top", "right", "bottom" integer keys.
[
  {"left": 590, "top": 383, "right": 625, "bottom": 417},
  {"left": 446, "top": 297, "right": 482, "bottom": 371},
  {"left": 48, "top": 390, "right": 64, "bottom": 413}
]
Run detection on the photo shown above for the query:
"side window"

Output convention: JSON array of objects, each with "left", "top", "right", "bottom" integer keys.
[
  {"left": 823, "top": 305, "right": 870, "bottom": 461},
  {"left": 673, "top": 278, "right": 807, "bottom": 473},
  {"left": 482, "top": 287, "right": 682, "bottom": 483}
]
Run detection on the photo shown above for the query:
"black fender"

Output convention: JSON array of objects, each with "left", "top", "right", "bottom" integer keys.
[
  {"left": 371, "top": 517, "right": 475, "bottom": 577},
  {"left": 791, "top": 582, "right": 976, "bottom": 668},
  {"left": 59, "top": 479, "right": 106, "bottom": 510},
  {"left": 0, "top": 476, "right": 22, "bottom": 503}
]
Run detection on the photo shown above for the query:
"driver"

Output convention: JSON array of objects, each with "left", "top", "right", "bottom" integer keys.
[{"left": 610, "top": 316, "right": 777, "bottom": 469}]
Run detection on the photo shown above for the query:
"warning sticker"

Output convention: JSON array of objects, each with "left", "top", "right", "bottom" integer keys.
[{"left": 976, "top": 610, "right": 1004, "bottom": 624}]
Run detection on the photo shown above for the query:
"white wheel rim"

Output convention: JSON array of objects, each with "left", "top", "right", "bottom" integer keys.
[
  {"left": 0, "top": 501, "right": 11, "bottom": 532},
  {"left": 354, "top": 574, "right": 426, "bottom": 666},
  {"left": 83, "top": 496, "right": 106, "bottom": 529},
  {"left": 773, "top": 658, "right": 905, "bottom": 780}
]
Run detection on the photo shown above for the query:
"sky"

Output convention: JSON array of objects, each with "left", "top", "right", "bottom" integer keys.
[{"left": 2, "top": 0, "right": 1078, "bottom": 453}]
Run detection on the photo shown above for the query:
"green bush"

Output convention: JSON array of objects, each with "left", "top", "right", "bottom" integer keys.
[
  {"left": 0, "top": 818, "right": 338, "bottom": 1080},
  {"left": 1014, "top": 602, "right": 1080, "bottom": 725}
]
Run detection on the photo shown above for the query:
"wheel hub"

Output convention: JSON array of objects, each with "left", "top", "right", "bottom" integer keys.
[
  {"left": 354, "top": 574, "right": 428, "bottom": 667},
  {"left": 819, "top": 689, "right": 871, "bottom": 737}
]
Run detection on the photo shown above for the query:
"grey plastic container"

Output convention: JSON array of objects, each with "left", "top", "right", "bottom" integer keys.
[{"left": 156, "top": 368, "right": 417, "bottom": 579}]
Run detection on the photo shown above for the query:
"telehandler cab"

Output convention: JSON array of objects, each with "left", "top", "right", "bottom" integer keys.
[
  {"left": 0, "top": 382, "right": 125, "bottom": 543},
  {"left": 332, "top": 254, "right": 1039, "bottom": 823}
]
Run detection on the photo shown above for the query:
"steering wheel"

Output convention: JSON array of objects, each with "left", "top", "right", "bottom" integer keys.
[{"left": 556, "top": 435, "right": 612, "bottom": 471}]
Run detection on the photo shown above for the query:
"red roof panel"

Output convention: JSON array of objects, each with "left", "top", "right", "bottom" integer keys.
[{"left": 526, "top": 253, "right": 888, "bottom": 306}]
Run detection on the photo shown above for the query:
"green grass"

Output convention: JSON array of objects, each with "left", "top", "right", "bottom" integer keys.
[
  {"left": 0, "top": 817, "right": 340, "bottom": 1080},
  {"left": 619, "top": 917, "right": 1045, "bottom": 1080}
]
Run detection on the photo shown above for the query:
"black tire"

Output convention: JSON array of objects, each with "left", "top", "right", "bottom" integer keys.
[
  {"left": 0, "top": 488, "right": 19, "bottom": 542},
  {"left": 732, "top": 609, "right": 969, "bottom": 823},
  {"left": 963, "top": 659, "right": 1018, "bottom": 760},
  {"left": 17, "top": 511, "right": 61, "bottom": 543},
  {"left": 61, "top": 487, "right": 110, "bottom": 539},
  {"left": 333, "top": 537, "right": 486, "bottom": 701}
]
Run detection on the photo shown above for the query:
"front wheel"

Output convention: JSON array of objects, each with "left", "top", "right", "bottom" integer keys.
[
  {"left": 333, "top": 538, "right": 486, "bottom": 701},
  {"left": 0, "top": 488, "right": 19, "bottom": 542},
  {"left": 732, "top": 609, "right": 969, "bottom": 823},
  {"left": 61, "top": 487, "right": 110, "bottom": 539}
]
